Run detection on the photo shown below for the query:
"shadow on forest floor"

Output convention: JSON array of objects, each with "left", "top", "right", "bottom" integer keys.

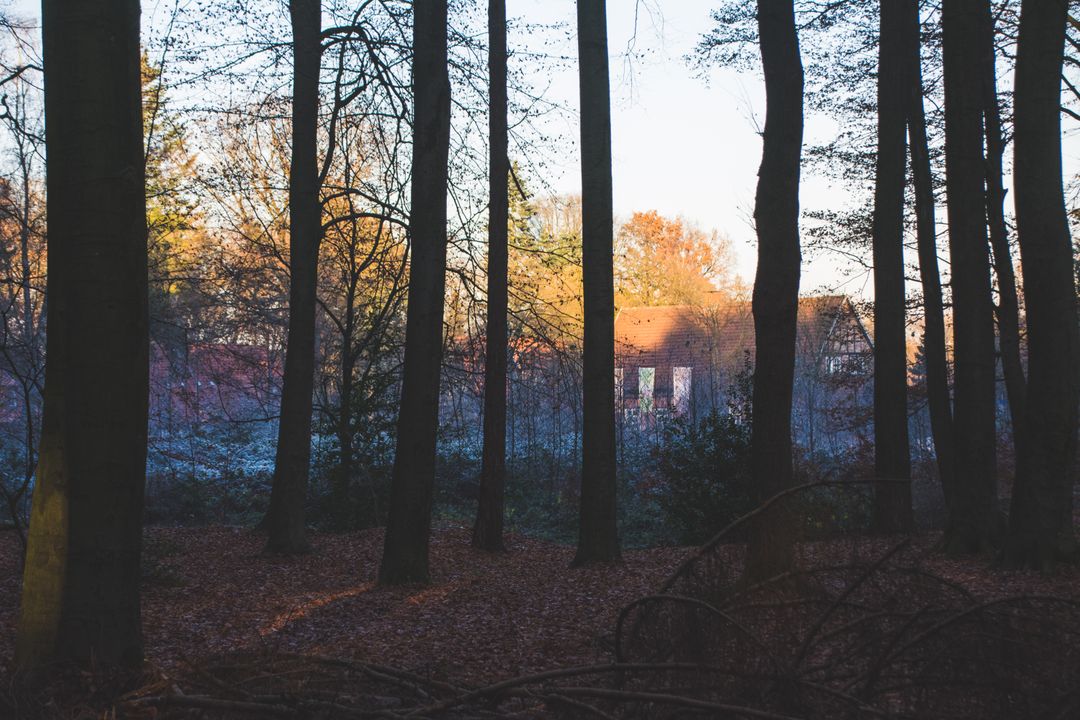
[{"left": 2, "top": 523, "right": 1080, "bottom": 718}]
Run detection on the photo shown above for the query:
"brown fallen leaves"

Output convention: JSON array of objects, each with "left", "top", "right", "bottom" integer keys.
[
  {"left": 0, "top": 525, "right": 688, "bottom": 687},
  {"left": 2, "top": 525, "right": 1080, "bottom": 718}
]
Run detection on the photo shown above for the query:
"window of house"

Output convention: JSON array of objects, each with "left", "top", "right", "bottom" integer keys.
[
  {"left": 673, "top": 366, "right": 692, "bottom": 416},
  {"left": 825, "top": 353, "right": 869, "bottom": 376},
  {"left": 639, "top": 367, "right": 655, "bottom": 415}
]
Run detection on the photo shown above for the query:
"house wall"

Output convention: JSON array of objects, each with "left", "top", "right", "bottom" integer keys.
[{"left": 614, "top": 298, "right": 874, "bottom": 451}]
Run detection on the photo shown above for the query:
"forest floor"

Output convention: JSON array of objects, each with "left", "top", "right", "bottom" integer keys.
[
  {"left": 2, "top": 524, "right": 1080, "bottom": 687},
  {"left": 0, "top": 526, "right": 690, "bottom": 685},
  {"left": 3, "top": 525, "right": 1080, "bottom": 719}
]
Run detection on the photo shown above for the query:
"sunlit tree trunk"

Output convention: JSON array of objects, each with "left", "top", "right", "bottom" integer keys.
[
  {"left": 979, "top": 1, "right": 1027, "bottom": 466},
  {"left": 573, "top": 0, "right": 620, "bottom": 566},
  {"left": 941, "top": 0, "right": 1000, "bottom": 554},
  {"left": 264, "top": 0, "right": 322, "bottom": 554},
  {"left": 903, "top": 0, "right": 955, "bottom": 511},
  {"left": 379, "top": 0, "right": 451, "bottom": 584},
  {"left": 745, "top": 0, "right": 803, "bottom": 581},
  {"left": 1003, "top": 0, "right": 1078, "bottom": 569},
  {"left": 474, "top": 0, "right": 509, "bottom": 552},
  {"left": 872, "top": 0, "right": 913, "bottom": 534},
  {"left": 17, "top": 0, "right": 148, "bottom": 670}
]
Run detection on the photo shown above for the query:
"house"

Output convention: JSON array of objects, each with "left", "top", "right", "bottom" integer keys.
[
  {"left": 614, "top": 294, "right": 873, "bottom": 450},
  {"left": 150, "top": 341, "right": 281, "bottom": 426}
]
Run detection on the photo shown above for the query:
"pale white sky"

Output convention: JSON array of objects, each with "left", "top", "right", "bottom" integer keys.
[
  {"left": 512, "top": 0, "right": 850, "bottom": 293},
  {"left": 4, "top": 0, "right": 855, "bottom": 293},
  {"left": 511, "top": 0, "right": 1080, "bottom": 299},
  {"left": 9, "top": 0, "right": 1078, "bottom": 300}
]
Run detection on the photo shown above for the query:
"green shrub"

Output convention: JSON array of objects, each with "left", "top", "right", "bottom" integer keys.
[
  {"left": 792, "top": 444, "right": 874, "bottom": 538},
  {"left": 144, "top": 467, "right": 270, "bottom": 526},
  {"left": 649, "top": 410, "right": 755, "bottom": 545}
]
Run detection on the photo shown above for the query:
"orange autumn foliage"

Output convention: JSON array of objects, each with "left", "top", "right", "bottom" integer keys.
[{"left": 615, "top": 210, "right": 735, "bottom": 309}]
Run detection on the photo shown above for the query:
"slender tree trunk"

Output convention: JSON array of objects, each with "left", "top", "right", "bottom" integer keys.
[
  {"left": 264, "top": 0, "right": 322, "bottom": 554},
  {"left": 872, "top": 0, "right": 913, "bottom": 534},
  {"left": 941, "top": 0, "right": 1000, "bottom": 554},
  {"left": 379, "top": 0, "right": 451, "bottom": 585},
  {"left": 473, "top": 0, "right": 509, "bottom": 552},
  {"left": 17, "top": 0, "right": 148, "bottom": 671},
  {"left": 330, "top": 255, "right": 360, "bottom": 531},
  {"left": 333, "top": 341, "right": 356, "bottom": 530},
  {"left": 16, "top": 145, "right": 37, "bottom": 546},
  {"left": 745, "top": 0, "right": 803, "bottom": 581},
  {"left": 979, "top": 1, "right": 1027, "bottom": 465},
  {"left": 1003, "top": 0, "right": 1078, "bottom": 569},
  {"left": 903, "top": 0, "right": 955, "bottom": 512},
  {"left": 19, "top": 149, "right": 34, "bottom": 375},
  {"left": 573, "top": 0, "right": 620, "bottom": 566}
]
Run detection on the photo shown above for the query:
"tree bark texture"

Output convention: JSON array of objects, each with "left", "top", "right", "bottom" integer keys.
[
  {"left": 1004, "top": 0, "right": 1079, "bottom": 569},
  {"left": 746, "top": 0, "right": 803, "bottom": 581},
  {"left": 979, "top": 1, "right": 1027, "bottom": 466},
  {"left": 872, "top": 0, "right": 914, "bottom": 534},
  {"left": 473, "top": 0, "right": 509, "bottom": 553},
  {"left": 379, "top": 0, "right": 451, "bottom": 584},
  {"left": 264, "top": 0, "right": 322, "bottom": 555},
  {"left": 903, "top": 0, "right": 955, "bottom": 512},
  {"left": 941, "top": 0, "right": 1001, "bottom": 554},
  {"left": 573, "top": 0, "right": 621, "bottom": 566},
  {"left": 17, "top": 0, "right": 148, "bottom": 670}
]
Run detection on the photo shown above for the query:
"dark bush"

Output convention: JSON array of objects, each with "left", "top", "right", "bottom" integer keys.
[
  {"left": 649, "top": 410, "right": 755, "bottom": 545},
  {"left": 311, "top": 450, "right": 393, "bottom": 531},
  {"left": 143, "top": 467, "right": 270, "bottom": 526},
  {"left": 790, "top": 444, "right": 874, "bottom": 538}
]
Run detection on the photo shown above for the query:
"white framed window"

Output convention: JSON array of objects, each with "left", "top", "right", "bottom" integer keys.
[
  {"left": 638, "top": 367, "right": 655, "bottom": 413},
  {"left": 673, "top": 366, "right": 692, "bottom": 416}
]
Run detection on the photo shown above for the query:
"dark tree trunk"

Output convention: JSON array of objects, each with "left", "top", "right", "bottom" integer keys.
[
  {"left": 573, "top": 0, "right": 620, "bottom": 566},
  {"left": 745, "top": 0, "right": 803, "bottom": 581},
  {"left": 379, "top": 0, "right": 451, "bottom": 585},
  {"left": 903, "top": 0, "right": 956, "bottom": 511},
  {"left": 1003, "top": 0, "right": 1078, "bottom": 569},
  {"left": 264, "top": 0, "right": 322, "bottom": 554},
  {"left": 941, "top": 0, "right": 1000, "bottom": 554},
  {"left": 473, "top": 0, "right": 509, "bottom": 553},
  {"left": 872, "top": 0, "right": 913, "bottom": 534},
  {"left": 332, "top": 338, "right": 357, "bottom": 530},
  {"left": 17, "top": 0, "right": 148, "bottom": 670},
  {"left": 979, "top": 1, "right": 1027, "bottom": 464}
]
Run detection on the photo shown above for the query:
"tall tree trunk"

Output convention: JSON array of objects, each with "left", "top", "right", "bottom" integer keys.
[
  {"left": 573, "top": 0, "right": 620, "bottom": 566},
  {"left": 379, "top": 0, "right": 451, "bottom": 585},
  {"left": 1003, "top": 0, "right": 1078, "bottom": 569},
  {"left": 16, "top": 141, "right": 37, "bottom": 548},
  {"left": 979, "top": 1, "right": 1027, "bottom": 466},
  {"left": 473, "top": 0, "right": 509, "bottom": 552},
  {"left": 332, "top": 339, "right": 356, "bottom": 530},
  {"left": 745, "top": 0, "right": 803, "bottom": 581},
  {"left": 903, "top": 0, "right": 955, "bottom": 512},
  {"left": 264, "top": 0, "right": 322, "bottom": 554},
  {"left": 17, "top": 0, "right": 148, "bottom": 670},
  {"left": 941, "top": 0, "right": 1000, "bottom": 554},
  {"left": 872, "top": 0, "right": 913, "bottom": 534}
]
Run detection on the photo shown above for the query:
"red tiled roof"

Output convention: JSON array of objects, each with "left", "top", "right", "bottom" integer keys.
[{"left": 614, "top": 295, "right": 852, "bottom": 370}]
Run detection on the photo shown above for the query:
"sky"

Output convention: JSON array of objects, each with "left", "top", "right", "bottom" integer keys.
[
  {"left": 510, "top": 0, "right": 862, "bottom": 294},
  {"left": 7, "top": 0, "right": 1077, "bottom": 299}
]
